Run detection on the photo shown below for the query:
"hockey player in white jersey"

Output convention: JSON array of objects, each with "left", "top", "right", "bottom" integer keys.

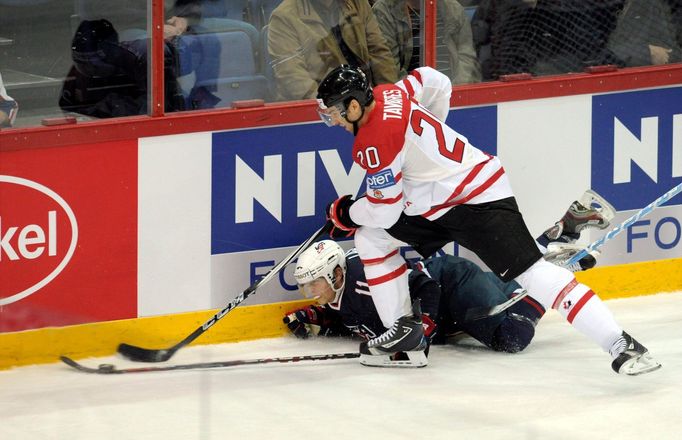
[{"left": 316, "top": 64, "right": 660, "bottom": 375}]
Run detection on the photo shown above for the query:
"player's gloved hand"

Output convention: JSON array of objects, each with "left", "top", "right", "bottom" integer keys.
[
  {"left": 326, "top": 195, "right": 360, "bottom": 239},
  {"left": 283, "top": 306, "right": 330, "bottom": 339}
]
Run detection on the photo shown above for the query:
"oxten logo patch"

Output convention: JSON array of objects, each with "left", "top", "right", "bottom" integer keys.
[
  {"left": 0, "top": 175, "right": 78, "bottom": 305},
  {"left": 366, "top": 169, "right": 395, "bottom": 190}
]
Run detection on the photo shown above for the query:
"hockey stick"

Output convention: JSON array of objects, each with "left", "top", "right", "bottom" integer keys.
[
  {"left": 565, "top": 182, "right": 682, "bottom": 266},
  {"left": 466, "top": 184, "right": 682, "bottom": 321},
  {"left": 60, "top": 352, "right": 359, "bottom": 374},
  {"left": 117, "top": 224, "right": 330, "bottom": 363},
  {"left": 464, "top": 289, "right": 529, "bottom": 322}
]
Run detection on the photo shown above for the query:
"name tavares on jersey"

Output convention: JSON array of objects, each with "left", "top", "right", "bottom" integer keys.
[{"left": 383, "top": 90, "right": 403, "bottom": 120}]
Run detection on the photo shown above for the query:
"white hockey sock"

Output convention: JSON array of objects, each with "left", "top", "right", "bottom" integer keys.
[
  {"left": 552, "top": 281, "right": 623, "bottom": 354},
  {"left": 362, "top": 252, "right": 411, "bottom": 329},
  {"left": 516, "top": 259, "right": 622, "bottom": 354}
]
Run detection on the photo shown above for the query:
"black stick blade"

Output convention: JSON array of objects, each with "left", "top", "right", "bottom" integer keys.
[
  {"left": 60, "top": 355, "right": 94, "bottom": 372},
  {"left": 463, "top": 305, "right": 495, "bottom": 322},
  {"left": 117, "top": 343, "right": 173, "bottom": 363},
  {"left": 464, "top": 290, "right": 529, "bottom": 322}
]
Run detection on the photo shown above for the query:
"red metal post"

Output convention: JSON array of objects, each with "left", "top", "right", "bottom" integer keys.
[
  {"left": 151, "top": 0, "right": 165, "bottom": 116},
  {"left": 423, "top": 0, "right": 437, "bottom": 68}
]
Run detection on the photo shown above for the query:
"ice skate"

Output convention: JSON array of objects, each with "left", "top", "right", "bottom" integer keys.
[
  {"left": 543, "top": 190, "right": 615, "bottom": 241},
  {"left": 610, "top": 332, "right": 661, "bottom": 376},
  {"left": 543, "top": 242, "right": 598, "bottom": 272},
  {"left": 359, "top": 301, "right": 428, "bottom": 368}
]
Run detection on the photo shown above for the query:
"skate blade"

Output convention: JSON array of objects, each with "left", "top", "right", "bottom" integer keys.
[
  {"left": 359, "top": 351, "right": 428, "bottom": 368},
  {"left": 618, "top": 352, "right": 662, "bottom": 376},
  {"left": 580, "top": 190, "right": 616, "bottom": 224}
]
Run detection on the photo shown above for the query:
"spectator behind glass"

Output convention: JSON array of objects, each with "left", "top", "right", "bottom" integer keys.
[
  {"left": 670, "top": 0, "right": 682, "bottom": 50},
  {"left": 164, "top": 0, "right": 202, "bottom": 40},
  {"left": 59, "top": 1, "right": 221, "bottom": 117},
  {"left": 267, "top": 0, "right": 399, "bottom": 101},
  {"left": 372, "top": 0, "right": 481, "bottom": 84},
  {"left": 472, "top": 0, "right": 624, "bottom": 80},
  {"left": 607, "top": 0, "right": 681, "bottom": 67},
  {"left": 471, "top": 0, "right": 537, "bottom": 79},
  {"left": 0, "top": 72, "right": 19, "bottom": 128},
  {"left": 526, "top": 0, "right": 624, "bottom": 76}
]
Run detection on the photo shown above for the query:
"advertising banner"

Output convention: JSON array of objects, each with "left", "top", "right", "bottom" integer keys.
[
  {"left": 210, "top": 107, "right": 497, "bottom": 306},
  {"left": 0, "top": 141, "right": 137, "bottom": 332},
  {"left": 591, "top": 87, "right": 682, "bottom": 264}
]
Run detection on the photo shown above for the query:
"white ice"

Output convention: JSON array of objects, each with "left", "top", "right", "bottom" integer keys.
[{"left": 1, "top": 292, "right": 681, "bottom": 440}]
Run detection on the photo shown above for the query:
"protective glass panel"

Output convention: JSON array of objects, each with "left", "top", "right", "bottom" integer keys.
[
  {"left": 0, "top": 0, "right": 150, "bottom": 128},
  {"left": 466, "top": 0, "right": 682, "bottom": 82},
  {"left": 425, "top": 0, "right": 481, "bottom": 84},
  {"left": 266, "top": 0, "right": 400, "bottom": 101}
]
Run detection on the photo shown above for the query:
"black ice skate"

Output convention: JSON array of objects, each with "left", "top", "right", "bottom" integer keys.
[
  {"left": 359, "top": 301, "right": 428, "bottom": 368},
  {"left": 610, "top": 332, "right": 662, "bottom": 376},
  {"left": 543, "top": 190, "right": 615, "bottom": 241}
]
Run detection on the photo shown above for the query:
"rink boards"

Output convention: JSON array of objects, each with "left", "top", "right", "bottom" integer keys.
[{"left": 1, "top": 84, "right": 681, "bottom": 368}]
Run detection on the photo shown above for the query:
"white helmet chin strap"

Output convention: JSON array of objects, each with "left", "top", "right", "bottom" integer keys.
[{"left": 330, "top": 270, "right": 346, "bottom": 304}]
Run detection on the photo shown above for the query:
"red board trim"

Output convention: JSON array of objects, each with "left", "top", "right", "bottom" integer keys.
[{"left": 2, "top": 65, "right": 681, "bottom": 152}]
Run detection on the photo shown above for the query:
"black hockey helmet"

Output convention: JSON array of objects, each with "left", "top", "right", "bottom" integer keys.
[
  {"left": 317, "top": 64, "right": 374, "bottom": 130},
  {"left": 317, "top": 65, "right": 373, "bottom": 109}
]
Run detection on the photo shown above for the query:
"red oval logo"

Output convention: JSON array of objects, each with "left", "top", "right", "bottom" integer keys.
[{"left": 0, "top": 175, "right": 78, "bottom": 305}]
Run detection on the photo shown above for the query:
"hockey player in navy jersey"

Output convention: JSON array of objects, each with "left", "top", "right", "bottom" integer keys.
[
  {"left": 287, "top": 240, "right": 545, "bottom": 357},
  {"left": 285, "top": 195, "right": 613, "bottom": 360},
  {"left": 315, "top": 64, "right": 660, "bottom": 374}
]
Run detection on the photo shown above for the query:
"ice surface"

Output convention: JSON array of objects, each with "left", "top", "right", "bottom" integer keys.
[{"left": 1, "top": 292, "right": 681, "bottom": 440}]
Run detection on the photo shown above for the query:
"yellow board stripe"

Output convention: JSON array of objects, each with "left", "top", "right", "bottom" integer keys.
[
  {"left": 0, "top": 299, "right": 312, "bottom": 370},
  {"left": 1, "top": 257, "right": 680, "bottom": 370},
  {"left": 575, "top": 257, "right": 682, "bottom": 299}
]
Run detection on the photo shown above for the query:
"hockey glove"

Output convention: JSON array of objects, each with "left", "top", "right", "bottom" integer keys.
[
  {"left": 326, "top": 195, "right": 360, "bottom": 239},
  {"left": 422, "top": 314, "right": 437, "bottom": 343},
  {"left": 283, "top": 305, "right": 335, "bottom": 339}
]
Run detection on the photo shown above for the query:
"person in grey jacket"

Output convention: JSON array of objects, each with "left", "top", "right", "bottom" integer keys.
[{"left": 372, "top": 0, "right": 481, "bottom": 84}]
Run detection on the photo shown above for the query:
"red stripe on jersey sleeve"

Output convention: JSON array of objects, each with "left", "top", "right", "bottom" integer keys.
[
  {"left": 401, "top": 78, "right": 415, "bottom": 97},
  {"left": 410, "top": 69, "right": 423, "bottom": 85},
  {"left": 366, "top": 192, "right": 403, "bottom": 205}
]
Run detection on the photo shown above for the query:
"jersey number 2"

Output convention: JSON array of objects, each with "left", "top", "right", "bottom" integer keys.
[{"left": 410, "top": 110, "right": 464, "bottom": 163}]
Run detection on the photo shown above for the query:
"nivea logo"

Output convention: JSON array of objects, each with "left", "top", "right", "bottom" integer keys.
[
  {"left": 592, "top": 88, "right": 682, "bottom": 210},
  {"left": 0, "top": 175, "right": 78, "bottom": 306},
  {"left": 367, "top": 169, "right": 395, "bottom": 189}
]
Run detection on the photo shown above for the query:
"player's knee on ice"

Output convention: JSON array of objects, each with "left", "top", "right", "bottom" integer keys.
[
  {"left": 490, "top": 315, "right": 536, "bottom": 353},
  {"left": 490, "top": 297, "right": 546, "bottom": 353}
]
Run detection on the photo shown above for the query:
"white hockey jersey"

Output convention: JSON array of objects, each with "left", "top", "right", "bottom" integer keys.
[{"left": 348, "top": 67, "right": 513, "bottom": 229}]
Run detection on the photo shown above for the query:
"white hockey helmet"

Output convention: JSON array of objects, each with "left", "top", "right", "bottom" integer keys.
[{"left": 294, "top": 240, "right": 347, "bottom": 301}]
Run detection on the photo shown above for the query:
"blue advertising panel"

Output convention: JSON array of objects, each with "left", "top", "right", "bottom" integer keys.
[
  {"left": 447, "top": 105, "right": 498, "bottom": 156},
  {"left": 592, "top": 87, "right": 682, "bottom": 210},
  {"left": 211, "top": 106, "right": 498, "bottom": 255},
  {"left": 212, "top": 122, "right": 355, "bottom": 254}
]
